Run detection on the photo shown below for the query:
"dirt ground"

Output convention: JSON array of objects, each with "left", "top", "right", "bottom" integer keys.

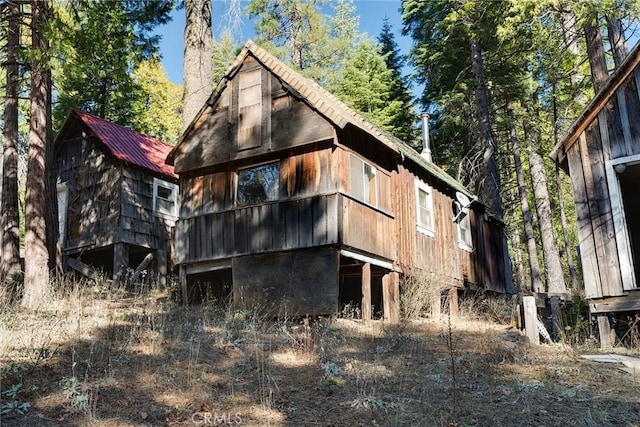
[{"left": 1, "top": 288, "right": 640, "bottom": 427}]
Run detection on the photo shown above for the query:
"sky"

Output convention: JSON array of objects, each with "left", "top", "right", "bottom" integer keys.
[{"left": 157, "top": 0, "right": 412, "bottom": 86}]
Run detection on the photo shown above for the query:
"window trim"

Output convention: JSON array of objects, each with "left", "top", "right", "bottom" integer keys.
[
  {"left": 235, "top": 160, "right": 281, "bottom": 207},
  {"left": 457, "top": 209, "right": 473, "bottom": 252},
  {"left": 415, "top": 179, "right": 435, "bottom": 237},
  {"left": 153, "top": 177, "right": 178, "bottom": 219},
  {"left": 57, "top": 182, "right": 68, "bottom": 245},
  {"left": 349, "top": 153, "right": 378, "bottom": 207}
]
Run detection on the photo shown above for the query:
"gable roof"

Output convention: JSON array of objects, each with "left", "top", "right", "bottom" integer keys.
[
  {"left": 59, "top": 109, "right": 177, "bottom": 179},
  {"left": 169, "top": 40, "right": 474, "bottom": 200}
]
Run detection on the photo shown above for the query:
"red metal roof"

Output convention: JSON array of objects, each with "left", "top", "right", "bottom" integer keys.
[{"left": 72, "top": 109, "right": 177, "bottom": 179}]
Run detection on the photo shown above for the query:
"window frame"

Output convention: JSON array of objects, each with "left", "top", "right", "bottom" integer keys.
[
  {"left": 235, "top": 160, "right": 281, "bottom": 207},
  {"left": 457, "top": 209, "right": 473, "bottom": 252},
  {"left": 153, "top": 177, "right": 178, "bottom": 219},
  {"left": 415, "top": 179, "right": 435, "bottom": 237},
  {"left": 349, "top": 153, "right": 378, "bottom": 207},
  {"left": 57, "top": 182, "right": 68, "bottom": 244}
]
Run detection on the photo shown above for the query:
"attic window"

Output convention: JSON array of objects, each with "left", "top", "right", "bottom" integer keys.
[
  {"left": 350, "top": 153, "right": 377, "bottom": 206},
  {"left": 238, "top": 69, "right": 262, "bottom": 150},
  {"left": 153, "top": 178, "right": 178, "bottom": 218},
  {"left": 236, "top": 161, "right": 280, "bottom": 206},
  {"left": 415, "top": 179, "right": 435, "bottom": 237}
]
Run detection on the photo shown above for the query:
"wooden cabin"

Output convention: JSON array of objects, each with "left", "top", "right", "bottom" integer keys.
[
  {"left": 55, "top": 109, "right": 178, "bottom": 286},
  {"left": 166, "top": 40, "right": 514, "bottom": 319},
  {"left": 551, "top": 43, "right": 640, "bottom": 346}
]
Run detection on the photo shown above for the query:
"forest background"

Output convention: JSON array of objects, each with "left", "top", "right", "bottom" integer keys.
[{"left": 1, "top": 0, "right": 640, "bottom": 307}]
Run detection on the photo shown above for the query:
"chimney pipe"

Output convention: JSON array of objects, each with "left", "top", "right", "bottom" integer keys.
[{"left": 421, "top": 112, "right": 432, "bottom": 163}]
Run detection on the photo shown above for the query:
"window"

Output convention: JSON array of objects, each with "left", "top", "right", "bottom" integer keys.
[
  {"left": 458, "top": 211, "right": 473, "bottom": 251},
  {"left": 415, "top": 180, "right": 435, "bottom": 236},
  {"left": 238, "top": 69, "right": 262, "bottom": 150},
  {"left": 153, "top": 178, "right": 178, "bottom": 218},
  {"left": 350, "top": 154, "right": 377, "bottom": 206},
  {"left": 57, "top": 183, "right": 68, "bottom": 244},
  {"left": 236, "top": 161, "right": 280, "bottom": 206}
]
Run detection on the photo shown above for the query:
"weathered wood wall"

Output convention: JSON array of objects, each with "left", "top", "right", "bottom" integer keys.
[
  {"left": 56, "top": 135, "right": 120, "bottom": 251},
  {"left": 558, "top": 64, "right": 640, "bottom": 299},
  {"left": 56, "top": 124, "right": 176, "bottom": 281},
  {"left": 172, "top": 56, "right": 335, "bottom": 174},
  {"left": 393, "top": 162, "right": 483, "bottom": 288}
]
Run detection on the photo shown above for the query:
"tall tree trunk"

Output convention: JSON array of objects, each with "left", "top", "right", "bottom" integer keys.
[
  {"left": 560, "top": 4, "right": 583, "bottom": 87},
  {"left": 23, "top": 0, "right": 52, "bottom": 309},
  {"left": 1, "top": 1, "right": 22, "bottom": 284},
  {"left": 508, "top": 107, "right": 543, "bottom": 293},
  {"left": 183, "top": 0, "right": 213, "bottom": 131},
  {"left": 470, "top": 37, "right": 503, "bottom": 220},
  {"left": 44, "top": 50, "right": 59, "bottom": 275},
  {"left": 552, "top": 84, "right": 578, "bottom": 291},
  {"left": 529, "top": 151, "right": 567, "bottom": 295},
  {"left": 606, "top": 16, "right": 628, "bottom": 68},
  {"left": 584, "top": 19, "right": 609, "bottom": 93}
]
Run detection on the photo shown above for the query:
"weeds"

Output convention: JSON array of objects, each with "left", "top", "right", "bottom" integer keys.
[{"left": 1, "top": 383, "right": 31, "bottom": 417}]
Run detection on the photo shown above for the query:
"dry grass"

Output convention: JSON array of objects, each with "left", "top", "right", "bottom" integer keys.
[{"left": 1, "top": 281, "right": 640, "bottom": 426}]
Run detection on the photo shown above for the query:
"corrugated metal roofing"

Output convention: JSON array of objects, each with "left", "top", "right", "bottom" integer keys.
[{"left": 72, "top": 109, "right": 177, "bottom": 179}]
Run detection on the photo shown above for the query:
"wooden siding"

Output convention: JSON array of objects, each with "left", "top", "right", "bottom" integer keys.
[
  {"left": 393, "top": 163, "right": 483, "bottom": 288},
  {"left": 56, "top": 129, "right": 175, "bottom": 257},
  {"left": 56, "top": 136, "right": 120, "bottom": 250},
  {"left": 120, "top": 166, "right": 174, "bottom": 250},
  {"left": 172, "top": 57, "right": 335, "bottom": 174},
  {"left": 559, "top": 64, "right": 640, "bottom": 299},
  {"left": 176, "top": 192, "right": 398, "bottom": 264}
]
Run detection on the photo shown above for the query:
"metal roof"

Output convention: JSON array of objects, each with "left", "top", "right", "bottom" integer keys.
[{"left": 69, "top": 109, "right": 177, "bottom": 179}]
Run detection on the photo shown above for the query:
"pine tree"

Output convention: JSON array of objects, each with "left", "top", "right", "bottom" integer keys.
[{"left": 377, "top": 18, "right": 419, "bottom": 146}]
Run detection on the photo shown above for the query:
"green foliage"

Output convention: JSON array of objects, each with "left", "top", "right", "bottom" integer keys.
[
  {"left": 1, "top": 383, "right": 31, "bottom": 417},
  {"left": 51, "top": 1, "right": 175, "bottom": 129},
  {"left": 131, "top": 59, "right": 182, "bottom": 143},
  {"left": 212, "top": 30, "right": 242, "bottom": 86}
]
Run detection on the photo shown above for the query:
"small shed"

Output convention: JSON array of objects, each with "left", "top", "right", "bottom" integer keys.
[
  {"left": 55, "top": 109, "right": 178, "bottom": 286},
  {"left": 167, "top": 40, "right": 514, "bottom": 319},
  {"left": 551, "top": 43, "right": 640, "bottom": 346}
]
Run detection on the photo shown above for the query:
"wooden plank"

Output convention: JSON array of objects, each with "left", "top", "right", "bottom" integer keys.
[
  {"left": 113, "top": 243, "right": 128, "bottom": 284},
  {"left": 448, "top": 288, "right": 459, "bottom": 317},
  {"left": 569, "top": 134, "right": 602, "bottom": 298},
  {"left": 312, "top": 195, "right": 325, "bottom": 245},
  {"left": 615, "top": 87, "right": 634, "bottom": 156},
  {"left": 362, "top": 263, "right": 372, "bottom": 321},
  {"left": 597, "top": 315, "right": 615, "bottom": 348},
  {"left": 298, "top": 197, "right": 313, "bottom": 248},
  {"left": 129, "top": 252, "right": 154, "bottom": 285},
  {"left": 522, "top": 296, "right": 540, "bottom": 345},
  {"left": 180, "top": 265, "right": 188, "bottom": 305},
  {"left": 590, "top": 293, "right": 640, "bottom": 313},
  {"left": 382, "top": 272, "right": 400, "bottom": 323},
  {"left": 67, "top": 257, "right": 102, "bottom": 281},
  {"left": 622, "top": 76, "right": 640, "bottom": 154},
  {"left": 605, "top": 161, "right": 636, "bottom": 291},
  {"left": 583, "top": 124, "right": 623, "bottom": 296}
]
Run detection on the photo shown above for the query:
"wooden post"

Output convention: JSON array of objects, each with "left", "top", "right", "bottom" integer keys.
[
  {"left": 113, "top": 243, "right": 128, "bottom": 284},
  {"left": 431, "top": 292, "right": 441, "bottom": 321},
  {"left": 180, "top": 265, "right": 188, "bottom": 306},
  {"left": 362, "top": 263, "right": 372, "bottom": 321},
  {"left": 597, "top": 314, "right": 615, "bottom": 348},
  {"left": 383, "top": 272, "right": 400, "bottom": 323},
  {"left": 448, "top": 288, "right": 459, "bottom": 317},
  {"left": 157, "top": 249, "right": 167, "bottom": 288},
  {"left": 523, "top": 296, "right": 540, "bottom": 344}
]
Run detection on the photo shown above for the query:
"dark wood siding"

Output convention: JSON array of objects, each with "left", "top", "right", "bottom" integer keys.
[
  {"left": 56, "top": 135, "right": 120, "bottom": 251},
  {"left": 172, "top": 57, "right": 335, "bottom": 174}
]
